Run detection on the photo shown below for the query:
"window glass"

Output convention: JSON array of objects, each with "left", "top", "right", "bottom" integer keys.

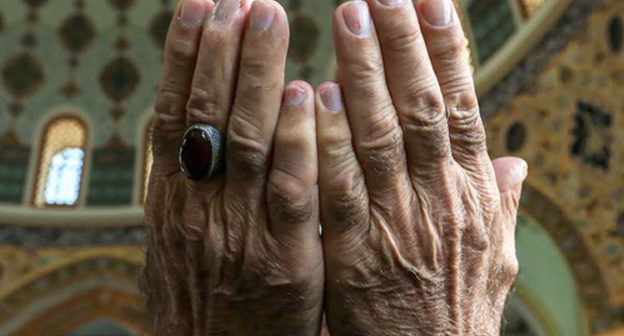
[
  {"left": 44, "top": 148, "right": 84, "bottom": 205},
  {"left": 34, "top": 117, "right": 87, "bottom": 207}
]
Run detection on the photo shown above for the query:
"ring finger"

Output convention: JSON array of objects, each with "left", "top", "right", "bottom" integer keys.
[
  {"left": 333, "top": 1, "right": 410, "bottom": 202},
  {"left": 225, "top": 0, "right": 291, "bottom": 203}
]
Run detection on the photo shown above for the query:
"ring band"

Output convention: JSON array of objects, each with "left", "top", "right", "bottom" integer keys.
[{"left": 179, "top": 124, "right": 225, "bottom": 181}]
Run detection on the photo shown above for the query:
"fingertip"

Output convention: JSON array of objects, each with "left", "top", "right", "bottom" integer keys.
[
  {"left": 417, "top": 0, "right": 454, "bottom": 28},
  {"left": 493, "top": 157, "right": 528, "bottom": 193},
  {"left": 316, "top": 81, "right": 344, "bottom": 113},
  {"left": 289, "top": 79, "right": 313, "bottom": 92},
  {"left": 177, "top": 0, "right": 212, "bottom": 28},
  {"left": 283, "top": 81, "right": 314, "bottom": 114}
]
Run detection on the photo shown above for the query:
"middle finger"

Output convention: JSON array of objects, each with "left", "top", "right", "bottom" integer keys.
[
  {"left": 186, "top": 0, "right": 251, "bottom": 132},
  {"left": 366, "top": 0, "right": 453, "bottom": 182},
  {"left": 333, "top": 1, "right": 410, "bottom": 201}
]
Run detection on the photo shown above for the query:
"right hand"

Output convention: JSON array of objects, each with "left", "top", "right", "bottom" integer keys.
[{"left": 140, "top": 0, "right": 324, "bottom": 335}]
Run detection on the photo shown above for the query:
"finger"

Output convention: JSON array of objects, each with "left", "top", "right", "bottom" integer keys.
[
  {"left": 225, "top": 0, "right": 290, "bottom": 202},
  {"left": 333, "top": 1, "right": 410, "bottom": 199},
  {"left": 186, "top": 0, "right": 251, "bottom": 132},
  {"left": 493, "top": 157, "right": 526, "bottom": 292},
  {"left": 315, "top": 82, "right": 369, "bottom": 241},
  {"left": 417, "top": 0, "right": 490, "bottom": 177},
  {"left": 152, "top": 0, "right": 213, "bottom": 174},
  {"left": 493, "top": 157, "right": 528, "bottom": 231},
  {"left": 267, "top": 81, "right": 319, "bottom": 243},
  {"left": 365, "top": 0, "right": 452, "bottom": 179}
]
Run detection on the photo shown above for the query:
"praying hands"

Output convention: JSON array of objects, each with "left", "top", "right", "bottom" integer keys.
[{"left": 140, "top": 0, "right": 528, "bottom": 335}]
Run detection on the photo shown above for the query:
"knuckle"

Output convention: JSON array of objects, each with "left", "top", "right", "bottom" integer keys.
[
  {"left": 431, "top": 31, "right": 466, "bottom": 63},
  {"left": 345, "top": 57, "right": 385, "bottom": 82},
  {"left": 449, "top": 107, "right": 486, "bottom": 158},
  {"left": 237, "top": 74, "right": 281, "bottom": 105},
  {"left": 501, "top": 257, "right": 520, "bottom": 284},
  {"left": 187, "top": 86, "right": 224, "bottom": 124},
  {"left": 358, "top": 126, "right": 406, "bottom": 177},
  {"left": 326, "top": 170, "right": 361, "bottom": 198},
  {"left": 165, "top": 37, "right": 197, "bottom": 65},
  {"left": 398, "top": 84, "right": 446, "bottom": 127},
  {"left": 321, "top": 138, "right": 355, "bottom": 168},
  {"left": 451, "top": 127, "right": 487, "bottom": 158},
  {"left": 383, "top": 27, "right": 422, "bottom": 54},
  {"left": 276, "top": 128, "right": 309, "bottom": 154},
  {"left": 152, "top": 102, "right": 186, "bottom": 139},
  {"left": 154, "top": 89, "right": 182, "bottom": 118},
  {"left": 227, "top": 119, "right": 269, "bottom": 178},
  {"left": 360, "top": 103, "right": 398, "bottom": 139},
  {"left": 267, "top": 171, "right": 315, "bottom": 224},
  {"left": 444, "top": 80, "right": 478, "bottom": 104},
  {"left": 325, "top": 177, "right": 368, "bottom": 230},
  {"left": 240, "top": 57, "right": 273, "bottom": 82}
]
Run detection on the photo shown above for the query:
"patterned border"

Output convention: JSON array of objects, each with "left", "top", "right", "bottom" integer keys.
[
  {"left": 0, "top": 225, "right": 145, "bottom": 246},
  {"left": 480, "top": 0, "right": 601, "bottom": 119}
]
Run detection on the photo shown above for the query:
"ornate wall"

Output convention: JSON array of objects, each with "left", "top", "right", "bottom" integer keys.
[
  {"left": 0, "top": 0, "right": 622, "bottom": 334},
  {"left": 487, "top": 0, "right": 624, "bottom": 331}
]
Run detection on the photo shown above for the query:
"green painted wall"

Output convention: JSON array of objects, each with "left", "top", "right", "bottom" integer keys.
[{"left": 511, "top": 214, "right": 588, "bottom": 336}]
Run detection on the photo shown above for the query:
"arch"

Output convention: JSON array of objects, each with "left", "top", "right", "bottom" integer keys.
[
  {"left": 9, "top": 288, "right": 148, "bottom": 336},
  {"left": 31, "top": 115, "right": 89, "bottom": 208},
  {"left": 520, "top": 183, "right": 605, "bottom": 332},
  {"left": 0, "top": 255, "right": 145, "bottom": 335},
  {"left": 510, "top": 214, "right": 589, "bottom": 336}
]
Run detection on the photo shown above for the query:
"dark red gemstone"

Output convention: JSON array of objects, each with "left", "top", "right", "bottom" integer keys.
[{"left": 180, "top": 129, "right": 212, "bottom": 180}]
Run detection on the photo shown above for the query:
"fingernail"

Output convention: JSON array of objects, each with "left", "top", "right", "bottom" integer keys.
[
  {"left": 284, "top": 84, "right": 306, "bottom": 106},
  {"left": 343, "top": 1, "right": 371, "bottom": 37},
  {"left": 420, "top": 0, "right": 452, "bottom": 27},
  {"left": 213, "top": 0, "right": 241, "bottom": 24},
  {"left": 510, "top": 161, "right": 529, "bottom": 190},
  {"left": 249, "top": 0, "right": 275, "bottom": 33},
  {"left": 320, "top": 84, "right": 344, "bottom": 112},
  {"left": 377, "top": 0, "right": 403, "bottom": 7},
  {"left": 179, "top": 0, "right": 207, "bottom": 27},
  {"left": 519, "top": 160, "right": 528, "bottom": 181}
]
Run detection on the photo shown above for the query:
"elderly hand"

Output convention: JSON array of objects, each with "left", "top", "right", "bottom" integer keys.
[
  {"left": 316, "top": 0, "right": 527, "bottom": 335},
  {"left": 140, "top": 0, "right": 324, "bottom": 335}
]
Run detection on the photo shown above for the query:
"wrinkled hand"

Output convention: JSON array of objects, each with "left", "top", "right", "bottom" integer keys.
[
  {"left": 140, "top": 0, "right": 323, "bottom": 335},
  {"left": 316, "top": 0, "right": 527, "bottom": 335}
]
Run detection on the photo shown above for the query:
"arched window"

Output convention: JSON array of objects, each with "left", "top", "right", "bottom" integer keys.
[
  {"left": 34, "top": 116, "right": 87, "bottom": 207},
  {"left": 141, "top": 118, "right": 154, "bottom": 203}
]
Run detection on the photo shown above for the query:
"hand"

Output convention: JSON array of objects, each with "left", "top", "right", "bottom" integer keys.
[
  {"left": 315, "top": 0, "right": 527, "bottom": 335},
  {"left": 140, "top": 0, "right": 323, "bottom": 335}
]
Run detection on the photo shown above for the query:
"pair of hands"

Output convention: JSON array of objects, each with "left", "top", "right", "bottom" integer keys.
[{"left": 139, "top": 0, "right": 528, "bottom": 335}]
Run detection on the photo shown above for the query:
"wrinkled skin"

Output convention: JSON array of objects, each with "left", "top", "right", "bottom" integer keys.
[
  {"left": 317, "top": 1, "right": 526, "bottom": 335},
  {"left": 140, "top": 0, "right": 528, "bottom": 335},
  {"left": 140, "top": 1, "right": 324, "bottom": 335}
]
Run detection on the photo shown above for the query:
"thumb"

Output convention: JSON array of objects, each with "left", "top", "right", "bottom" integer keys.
[{"left": 492, "top": 157, "right": 528, "bottom": 222}]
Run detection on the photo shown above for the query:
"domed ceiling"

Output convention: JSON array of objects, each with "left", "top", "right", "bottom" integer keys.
[{"left": 0, "top": 0, "right": 573, "bottom": 208}]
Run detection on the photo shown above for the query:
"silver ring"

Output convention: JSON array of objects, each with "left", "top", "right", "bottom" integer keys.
[{"left": 179, "top": 124, "right": 225, "bottom": 181}]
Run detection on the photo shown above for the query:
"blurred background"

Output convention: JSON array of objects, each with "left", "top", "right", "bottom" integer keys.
[{"left": 0, "top": 0, "right": 621, "bottom": 335}]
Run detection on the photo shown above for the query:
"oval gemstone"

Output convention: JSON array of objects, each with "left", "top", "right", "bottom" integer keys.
[{"left": 180, "top": 128, "right": 212, "bottom": 180}]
